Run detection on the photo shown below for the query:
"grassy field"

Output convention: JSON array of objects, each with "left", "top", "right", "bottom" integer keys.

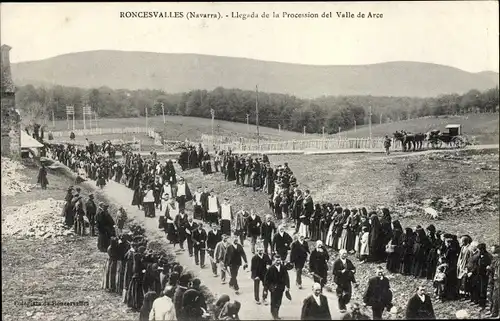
[
  {"left": 342, "top": 113, "right": 499, "bottom": 144},
  {"left": 178, "top": 148, "right": 499, "bottom": 319},
  {"left": 49, "top": 115, "right": 318, "bottom": 142}
]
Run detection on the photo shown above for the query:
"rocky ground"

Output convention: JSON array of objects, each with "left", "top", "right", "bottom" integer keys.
[{"left": 1, "top": 157, "right": 37, "bottom": 197}]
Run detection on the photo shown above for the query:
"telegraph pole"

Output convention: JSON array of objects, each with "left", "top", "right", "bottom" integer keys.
[
  {"left": 303, "top": 126, "right": 306, "bottom": 136},
  {"left": 161, "top": 102, "right": 165, "bottom": 124},
  {"left": 278, "top": 124, "right": 281, "bottom": 133},
  {"left": 255, "top": 85, "right": 260, "bottom": 148},
  {"left": 211, "top": 108, "right": 215, "bottom": 138},
  {"left": 83, "top": 106, "right": 86, "bottom": 130},
  {"left": 246, "top": 113, "right": 250, "bottom": 132},
  {"left": 52, "top": 109, "right": 55, "bottom": 128},
  {"left": 380, "top": 113, "right": 383, "bottom": 125},
  {"left": 322, "top": 126, "right": 325, "bottom": 139},
  {"left": 369, "top": 106, "right": 373, "bottom": 147},
  {"left": 146, "top": 106, "right": 149, "bottom": 130},
  {"left": 354, "top": 120, "right": 357, "bottom": 132}
]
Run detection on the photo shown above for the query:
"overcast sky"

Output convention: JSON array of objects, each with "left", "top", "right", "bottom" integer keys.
[{"left": 1, "top": 2, "right": 498, "bottom": 72}]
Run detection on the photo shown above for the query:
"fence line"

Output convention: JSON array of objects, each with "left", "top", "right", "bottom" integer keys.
[
  {"left": 52, "top": 127, "right": 150, "bottom": 137},
  {"left": 214, "top": 138, "right": 402, "bottom": 152}
]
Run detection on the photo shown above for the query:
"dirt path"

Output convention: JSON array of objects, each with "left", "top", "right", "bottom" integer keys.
[{"left": 96, "top": 180, "right": 342, "bottom": 320}]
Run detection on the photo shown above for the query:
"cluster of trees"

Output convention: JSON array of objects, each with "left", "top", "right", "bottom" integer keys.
[{"left": 15, "top": 84, "right": 499, "bottom": 134}]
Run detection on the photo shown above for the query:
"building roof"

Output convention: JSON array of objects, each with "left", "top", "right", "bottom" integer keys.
[
  {"left": 445, "top": 124, "right": 461, "bottom": 128},
  {"left": 21, "top": 131, "right": 44, "bottom": 148}
]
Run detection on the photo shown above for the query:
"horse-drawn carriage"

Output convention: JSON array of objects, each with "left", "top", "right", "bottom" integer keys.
[{"left": 427, "top": 124, "right": 468, "bottom": 149}]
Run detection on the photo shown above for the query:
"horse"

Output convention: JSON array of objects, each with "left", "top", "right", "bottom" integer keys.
[{"left": 393, "top": 131, "right": 425, "bottom": 152}]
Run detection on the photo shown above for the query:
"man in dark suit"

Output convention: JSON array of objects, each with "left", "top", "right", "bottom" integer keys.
[
  {"left": 185, "top": 216, "right": 198, "bottom": 257},
  {"left": 247, "top": 209, "right": 263, "bottom": 255},
  {"left": 405, "top": 285, "right": 436, "bottom": 320},
  {"left": 272, "top": 225, "right": 293, "bottom": 260},
  {"left": 363, "top": 266, "right": 393, "bottom": 320},
  {"left": 192, "top": 223, "right": 208, "bottom": 268},
  {"left": 200, "top": 186, "right": 209, "bottom": 223},
  {"left": 309, "top": 240, "right": 330, "bottom": 289},
  {"left": 224, "top": 236, "right": 248, "bottom": 295},
  {"left": 290, "top": 234, "right": 310, "bottom": 289},
  {"left": 261, "top": 214, "right": 277, "bottom": 255},
  {"left": 301, "top": 282, "right": 332, "bottom": 320},
  {"left": 332, "top": 249, "right": 358, "bottom": 312},
  {"left": 251, "top": 243, "right": 272, "bottom": 305},
  {"left": 264, "top": 254, "right": 290, "bottom": 320}
]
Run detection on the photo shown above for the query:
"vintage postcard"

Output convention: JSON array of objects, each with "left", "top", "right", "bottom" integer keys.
[{"left": 1, "top": 2, "right": 499, "bottom": 321}]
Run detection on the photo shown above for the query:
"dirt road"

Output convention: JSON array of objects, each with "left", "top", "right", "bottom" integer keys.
[{"left": 96, "top": 179, "right": 342, "bottom": 320}]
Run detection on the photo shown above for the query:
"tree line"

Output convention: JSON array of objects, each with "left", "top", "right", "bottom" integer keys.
[{"left": 15, "top": 84, "right": 499, "bottom": 134}]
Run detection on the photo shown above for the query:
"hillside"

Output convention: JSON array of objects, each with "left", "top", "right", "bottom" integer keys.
[
  {"left": 11, "top": 50, "right": 499, "bottom": 98},
  {"left": 341, "top": 113, "right": 499, "bottom": 144}
]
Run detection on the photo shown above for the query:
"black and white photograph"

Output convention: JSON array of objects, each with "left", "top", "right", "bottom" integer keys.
[{"left": 1, "top": 2, "right": 499, "bottom": 320}]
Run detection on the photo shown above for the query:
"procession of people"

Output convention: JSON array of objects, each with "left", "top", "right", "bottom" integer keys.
[{"left": 47, "top": 140, "right": 500, "bottom": 320}]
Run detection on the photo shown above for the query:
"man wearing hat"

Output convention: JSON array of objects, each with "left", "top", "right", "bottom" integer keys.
[
  {"left": 264, "top": 254, "right": 290, "bottom": 320},
  {"left": 85, "top": 194, "right": 97, "bottom": 236}
]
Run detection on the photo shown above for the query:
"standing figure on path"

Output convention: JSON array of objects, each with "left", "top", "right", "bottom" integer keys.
[
  {"left": 264, "top": 254, "right": 290, "bottom": 320},
  {"left": 208, "top": 224, "right": 223, "bottom": 275},
  {"left": 363, "top": 266, "right": 393, "bottom": 320},
  {"left": 96, "top": 203, "right": 116, "bottom": 252},
  {"left": 487, "top": 244, "right": 500, "bottom": 318},
  {"left": 37, "top": 164, "right": 49, "bottom": 190},
  {"left": 214, "top": 234, "right": 229, "bottom": 284},
  {"left": 85, "top": 194, "right": 97, "bottom": 236},
  {"left": 143, "top": 185, "right": 156, "bottom": 218},
  {"left": 384, "top": 135, "right": 392, "bottom": 155},
  {"left": 247, "top": 210, "right": 262, "bottom": 255},
  {"left": 309, "top": 240, "right": 330, "bottom": 289},
  {"left": 290, "top": 234, "right": 310, "bottom": 290},
  {"left": 405, "top": 285, "right": 436, "bottom": 320},
  {"left": 272, "top": 225, "right": 293, "bottom": 261},
  {"left": 73, "top": 195, "right": 86, "bottom": 236},
  {"left": 149, "top": 286, "right": 177, "bottom": 320},
  {"left": 220, "top": 198, "right": 234, "bottom": 236},
  {"left": 164, "top": 197, "right": 179, "bottom": 246},
  {"left": 186, "top": 217, "right": 198, "bottom": 257},
  {"left": 300, "top": 282, "right": 332, "bottom": 320},
  {"left": 115, "top": 207, "right": 128, "bottom": 235},
  {"left": 139, "top": 291, "right": 159, "bottom": 321},
  {"left": 173, "top": 274, "right": 191, "bottom": 321},
  {"left": 193, "top": 223, "right": 208, "bottom": 268},
  {"left": 298, "top": 190, "right": 313, "bottom": 239},
  {"left": 261, "top": 215, "right": 277, "bottom": 256},
  {"left": 332, "top": 249, "right": 358, "bottom": 312},
  {"left": 251, "top": 244, "right": 272, "bottom": 305},
  {"left": 193, "top": 187, "right": 204, "bottom": 221},
  {"left": 176, "top": 177, "right": 192, "bottom": 214},
  {"left": 234, "top": 208, "right": 249, "bottom": 246},
  {"left": 207, "top": 190, "right": 221, "bottom": 225},
  {"left": 182, "top": 278, "right": 208, "bottom": 321},
  {"left": 174, "top": 210, "right": 189, "bottom": 251},
  {"left": 132, "top": 181, "right": 144, "bottom": 210},
  {"left": 102, "top": 237, "right": 119, "bottom": 292},
  {"left": 224, "top": 236, "right": 248, "bottom": 295}
]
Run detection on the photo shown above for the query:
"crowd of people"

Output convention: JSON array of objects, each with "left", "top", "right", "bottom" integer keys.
[{"left": 45, "top": 140, "right": 499, "bottom": 320}]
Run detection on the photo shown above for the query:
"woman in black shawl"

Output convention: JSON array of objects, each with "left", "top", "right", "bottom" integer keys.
[
  {"left": 291, "top": 189, "right": 304, "bottom": 233},
  {"left": 319, "top": 204, "right": 331, "bottom": 244},
  {"left": 116, "top": 234, "right": 130, "bottom": 296},
  {"left": 226, "top": 157, "right": 236, "bottom": 182},
  {"left": 127, "top": 246, "right": 147, "bottom": 311},
  {"left": 379, "top": 208, "right": 393, "bottom": 262},
  {"left": 96, "top": 203, "right": 116, "bottom": 252},
  {"left": 213, "top": 294, "right": 231, "bottom": 320},
  {"left": 386, "top": 227, "right": 403, "bottom": 273},
  {"left": 143, "top": 261, "right": 162, "bottom": 295},
  {"left": 425, "top": 225, "right": 440, "bottom": 280},
  {"left": 400, "top": 227, "right": 415, "bottom": 275},
  {"left": 102, "top": 237, "right": 119, "bottom": 292},
  {"left": 443, "top": 234, "right": 460, "bottom": 301},
  {"left": 331, "top": 206, "right": 344, "bottom": 250},
  {"left": 310, "top": 204, "right": 322, "bottom": 242},
  {"left": 412, "top": 226, "right": 430, "bottom": 278},
  {"left": 368, "top": 213, "right": 383, "bottom": 262},
  {"left": 139, "top": 291, "right": 159, "bottom": 321}
]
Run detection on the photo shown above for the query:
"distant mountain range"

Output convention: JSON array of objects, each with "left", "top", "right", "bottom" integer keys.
[{"left": 10, "top": 50, "right": 499, "bottom": 98}]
